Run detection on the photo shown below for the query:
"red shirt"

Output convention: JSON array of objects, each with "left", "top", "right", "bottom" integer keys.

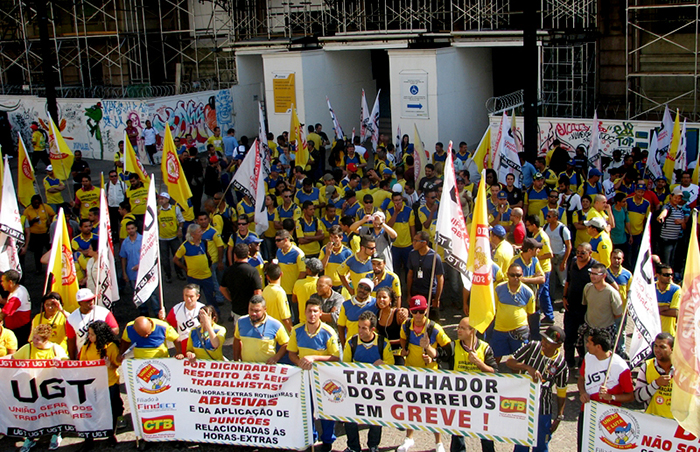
[
  {"left": 514, "top": 222, "right": 526, "bottom": 246},
  {"left": 2, "top": 286, "right": 31, "bottom": 330}
]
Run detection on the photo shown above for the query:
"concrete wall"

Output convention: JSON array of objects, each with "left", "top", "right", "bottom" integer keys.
[
  {"left": 389, "top": 48, "right": 493, "bottom": 152},
  {"left": 232, "top": 54, "right": 265, "bottom": 138},
  {"left": 261, "top": 50, "right": 376, "bottom": 139}
]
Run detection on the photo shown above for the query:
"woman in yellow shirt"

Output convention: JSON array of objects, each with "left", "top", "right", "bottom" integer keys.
[
  {"left": 13, "top": 324, "right": 68, "bottom": 451},
  {"left": 79, "top": 320, "right": 123, "bottom": 447},
  {"left": 183, "top": 306, "right": 226, "bottom": 360},
  {"left": 29, "top": 293, "right": 68, "bottom": 353}
]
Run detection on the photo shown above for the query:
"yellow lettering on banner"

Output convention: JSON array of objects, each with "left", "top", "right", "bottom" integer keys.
[{"left": 273, "top": 74, "right": 296, "bottom": 114}]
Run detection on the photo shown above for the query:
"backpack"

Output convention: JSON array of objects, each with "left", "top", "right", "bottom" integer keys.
[
  {"left": 200, "top": 239, "right": 213, "bottom": 267},
  {"left": 348, "top": 334, "right": 386, "bottom": 362},
  {"left": 402, "top": 319, "right": 436, "bottom": 348}
]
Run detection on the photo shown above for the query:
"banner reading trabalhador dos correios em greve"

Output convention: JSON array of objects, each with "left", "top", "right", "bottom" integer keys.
[{"left": 312, "top": 362, "right": 540, "bottom": 446}]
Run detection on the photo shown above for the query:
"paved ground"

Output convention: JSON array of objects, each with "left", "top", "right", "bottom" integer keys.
[{"left": 0, "top": 156, "right": 615, "bottom": 452}]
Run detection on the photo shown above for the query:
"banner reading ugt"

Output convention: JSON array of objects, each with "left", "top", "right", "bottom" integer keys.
[{"left": 0, "top": 360, "right": 112, "bottom": 438}]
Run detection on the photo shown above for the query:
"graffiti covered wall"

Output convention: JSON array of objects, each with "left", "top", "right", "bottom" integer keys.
[
  {"left": 488, "top": 115, "right": 700, "bottom": 159},
  {"left": 0, "top": 88, "right": 235, "bottom": 162}
]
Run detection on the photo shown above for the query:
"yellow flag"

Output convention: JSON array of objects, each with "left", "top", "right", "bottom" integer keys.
[
  {"left": 663, "top": 109, "right": 681, "bottom": 182},
  {"left": 467, "top": 173, "right": 496, "bottom": 333},
  {"left": 161, "top": 123, "right": 194, "bottom": 221},
  {"left": 45, "top": 208, "right": 79, "bottom": 313},
  {"left": 671, "top": 211, "right": 700, "bottom": 436},
  {"left": 290, "top": 106, "right": 309, "bottom": 169},
  {"left": 124, "top": 130, "right": 150, "bottom": 183},
  {"left": 0, "top": 145, "right": 5, "bottom": 186},
  {"left": 17, "top": 133, "right": 36, "bottom": 207},
  {"left": 473, "top": 127, "right": 491, "bottom": 172},
  {"left": 413, "top": 124, "right": 429, "bottom": 182},
  {"left": 48, "top": 117, "right": 74, "bottom": 181}
]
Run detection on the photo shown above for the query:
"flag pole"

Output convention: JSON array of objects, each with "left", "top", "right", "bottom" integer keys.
[
  {"left": 602, "top": 295, "right": 630, "bottom": 388},
  {"left": 426, "top": 249, "right": 439, "bottom": 313}
]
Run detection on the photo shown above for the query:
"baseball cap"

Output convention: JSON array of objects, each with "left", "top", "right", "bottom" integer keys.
[
  {"left": 347, "top": 163, "right": 358, "bottom": 173},
  {"left": 567, "top": 159, "right": 576, "bottom": 166},
  {"left": 271, "top": 165, "right": 282, "bottom": 173},
  {"left": 208, "top": 155, "right": 219, "bottom": 164},
  {"left": 323, "top": 173, "right": 334, "bottom": 181},
  {"left": 46, "top": 165, "right": 53, "bottom": 171},
  {"left": 584, "top": 217, "right": 607, "bottom": 229},
  {"left": 382, "top": 167, "right": 393, "bottom": 176},
  {"left": 409, "top": 295, "right": 428, "bottom": 312},
  {"left": 672, "top": 186, "right": 684, "bottom": 196},
  {"left": 370, "top": 255, "right": 385, "bottom": 262},
  {"left": 589, "top": 168, "right": 602, "bottom": 178},
  {"left": 490, "top": 225, "right": 507, "bottom": 238},
  {"left": 392, "top": 183, "right": 403, "bottom": 193},
  {"left": 521, "top": 237, "right": 543, "bottom": 251},
  {"left": 76, "top": 288, "right": 96, "bottom": 303},
  {"left": 244, "top": 235, "right": 263, "bottom": 244},
  {"left": 542, "top": 325, "right": 566, "bottom": 344},
  {"left": 357, "top": 278, "right": 375, "bottom": 292},
  {"left": 325, "top": 185, "right": 337, "bottom": 197},
  {"left": 159, "top": 192, "right": 171, "bottom": 199},
  {"left": 534, "top": 172, "right": 544, "bottom": 180},
  {"left": 497, "top": 191, "right": 508, "bottom": 200}
]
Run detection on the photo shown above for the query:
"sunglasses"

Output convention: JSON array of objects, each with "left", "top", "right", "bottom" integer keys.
[
  {"left": 508, "top": 273, "right": 522, "bottom": 278},
  {"left": 357, "top": 285, "right": 371, "bottom": 291},
  {"left": 238, "top": 223, "right": 248, "bottom": 226},
  {"left": 364, "top": 246, "right": 376, "bottom": 250},
  {"left": 412, "top": 309, "right": 426, "bottom": 315},
  {"left": 283, "top": 195, "right": 292, "bottom": 198},
  {"left": 364, "top": 201, "right": 373, "bottom": 204},
  {"left": 660, "top": 273, "right": 673, "bottom": 277},
  {"left": 275, "top": 238, "right": 286, "bottom": 242}
]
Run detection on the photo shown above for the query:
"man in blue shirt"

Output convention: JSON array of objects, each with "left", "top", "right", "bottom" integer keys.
[
  {"left": 223, "top": 128, "right": 239, "bottom": 161},
  {"left": 519, "top": 152, "right": 538, "bottom": 189},
  {"left": 119, "top": 222, "right": 162, "bottom": 318}
]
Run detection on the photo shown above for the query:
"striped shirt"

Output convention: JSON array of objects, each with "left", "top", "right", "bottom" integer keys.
[
  {"left": 660, "top": 203, "right": 687, "bottom": 240},
  {"left": 512, "top": 341, "right": 569, "bottom": 415}
]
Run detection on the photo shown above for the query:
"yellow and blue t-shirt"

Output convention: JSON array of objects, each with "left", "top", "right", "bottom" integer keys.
[
  {"left": 287, "top": 322, "right": 340, "bottom": 359},
  {"left": 337, "top": 254, "right": 373, "bottom": 292},
  {"left": 494, "top": 282, "right": 535, "bottom": 332},
  {"left": 343, "top": 334, "right": 395, "bottom": 364},
  {"left": 175, "top": 240, "right": 213, "bottom": 279},
  {"left": 319, "top": 245, "right": 353, "bottom": 286},
  {"left": 277, "top": 245, "right": 306, "bottom": 294},
  {"left": 656, "top": 283, "right": 681, "bottom": 336},
  {"left": 400, "top": 318, "right": 451, "bottom": 370},
  {"left": 385, "top": 203, "right": 415, "bottom": 248},
  {"left": 122, "top": 318, "right": 179, "bottom": 359},
  {"left": 337, "top": 297, "right": 378, "bottom": 341},
  {"left": 525, "top": 186, "right": 549, "bottom": 217},
  {"left": 235, "top": 315, "right": 288, "bottom": 362},
  {"left": 295, "top": 216, "right": 326, "bottom": 255},
  {"left": 626, "top": 197, "right": 651, "bottom": 236}
]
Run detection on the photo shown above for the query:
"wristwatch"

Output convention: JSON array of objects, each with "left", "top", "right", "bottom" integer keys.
[
  {"left": 556, "top": 414, "right": 565, "bottom": 421},
  {"left": 611, "top": 395, "right": 617, "bottom": 402}
]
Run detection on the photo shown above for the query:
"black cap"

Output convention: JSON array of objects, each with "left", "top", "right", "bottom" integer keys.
[{"left": 542, "top": 326, "right": 566, "bottom": 344}]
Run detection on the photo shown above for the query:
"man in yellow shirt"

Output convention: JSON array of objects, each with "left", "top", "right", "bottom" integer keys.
[
  {"left": 491, "top": 264, "right": 536, "bottom": 361},
  {"left": 490, "top": 225, "right": 514, "bottom": 276},
  {"left": 585, "top": 217, "right": 613, "bottom": 268},
  {"left": 234, "top": 295, "right": 289, "bottom": 363},
  {"left": 293, "top": 258, "right": 323, "bottom": 324},
  {"left": 261, "top": 263, "right": 293, "bottom": 332},
  {"left": 24, "top": 195, "right": 55, "bottom": 275},
  {"left": 74, "top": 175, "right": 100, "bottom": 220},
  {"left": 158, "top": 192, "right": 185, "bottom": 283},
  {"left": 120, "top": 316, "right": 181, "bottom": 359},
  {"left": 43, "top": 165, "right": 65, "bottom": 211}
]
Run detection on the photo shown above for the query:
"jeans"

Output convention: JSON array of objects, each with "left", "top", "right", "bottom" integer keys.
[
  {"left": 159, "top": 238, "right": 183, "bottom": 278},
  {"left": 513, "top": 414, "right": 552, "bottom": 452},
  {"left": 628, "top": 234, "right": 642, "bottom": 269},
  {"left": 188, "top": 275, "right": 218, "bottom": 314},
  {"left": 210, "top": 263, "right": 225, "bottom": 304},
  {"left": 263, "top": 236, "right": 276, "bottom": 262},
  {"left": 345, "top": 423, "right": 381, "bottom": 451},
  {"left": 528, "top": 311, "right": 541, "bottom": 341},
  {"left": 659, "top": 237, "right": 678, "bottom": 268},
  {"left": 539, "top": 272, "right": 553, "bottom": 321},
  {"left": 549, "top": 255, "right": 566, "bottom": 298},
  {"left": 451, "top": 435, "right": 494, "bottom": 452},
  {"left": 391, "top": 245, "right": 412, "bottom": 288}
]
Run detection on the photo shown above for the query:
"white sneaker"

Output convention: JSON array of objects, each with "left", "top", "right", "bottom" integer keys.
[
  {"left": 436, "top": 443, "right": 445, "bottom": 452},
  {"left": 397, "top": 438, "right": 415, "bottom": 452}
]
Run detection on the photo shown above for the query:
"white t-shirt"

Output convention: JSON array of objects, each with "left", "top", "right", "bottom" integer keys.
[
  {"left": 602, "top": 180, "right": 617, "bottom": 201},
  {"left": 582, "top": 352, "right": 631, "bottom": 398},
  {"left": 167, "top": 301, "right": 205, "bottom": 341},
  {"left": 544, "top": 222, "right": 572, "bottom": 256},
  {"left": 66, "top": 306, "right": 114, "bottom": 351},
  {"left": 142, "top": 127, "right": 158, "bottom": 146}
]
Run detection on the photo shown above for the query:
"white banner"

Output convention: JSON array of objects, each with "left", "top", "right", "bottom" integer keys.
[
  {"left": 588, "top": 111, "right": 603, "bottom": 171},
  {"left": 231, "top": 139, "right": 269, "bottom": 236},
  {"left": 0, "top": 360, "right": 112, "bottom": 438},
  {"left": 583, "top": 401, "right": 699, "bottom": 451},
  {"left": 360, "top": 89, "right": 370, "bottom": 142},
  {"left": 645, "top": 131, "right": 664, "bottom": 181},
  {"left": 123, "top": 359, "right": 313, "bottom": 449},
  {"left": 133, "top": 176, "right": 160, "bottom": 307},
  {"left": 312, "top": 362, "right": 540, "bottom": 446},
  {"left": 0, "top": 156, "right": 25, "bottom": 244},
  {"left": 327, "top": 96, "right": 344, "bottom": 140},
  {"left": 435, "top": 142, "right": 472, "bottom": 290},
  {"left": 494, "top": 112, "right": 522, "bottom": 188},
  {"left": 96, "top": 185, "right": 120, "bottom": 310},
  {"left": 626, "top": 216, "right": 662, "bottom": 367}
]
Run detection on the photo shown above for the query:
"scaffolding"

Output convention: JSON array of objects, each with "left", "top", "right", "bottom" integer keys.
[
  {"left": 541, "top": 42, "right": 596, "bottom": 118},
  {"left": 626, "top": 0, "right": 700, "bottom": 121},
  {"left": 0, "top": 0, "right": 597, "bottom": 105}
]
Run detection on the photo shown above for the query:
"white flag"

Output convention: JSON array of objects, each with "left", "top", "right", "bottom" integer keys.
[
  {"left": 0, "top": 156, "right": 24, "bottom": 275},
  {"left": 95, "top": 183, "right": 120, "bottom": 310},
  {"left": 231, "top": 139, "right": 269, "bottom": 237},
  {"left": 626, "top": 216, "right": 663, "bottom": 366},
  {"left": 673, "top": 119, "right": 687, "bottom": 183},
  {"left": 395, "top": 125, "right": 402, "bottom": 162},
  {"left": 133, "top": 176, "right": 160, "bottom": 308},
  {"left": 326, "top": 96, "right": 344, "bottom": 140},
  {"left": 645, "top": 131, "right": 664, "bottom": 182},
  {"left": 369, "top": 90, "right": 381, "bottom": 151},
  {"left": 435, "top": 142, "right": 472, "bottom": 290},
  {"left": 588, "top": 111, "right": 602, "bottom": 171},
  {"left": 360, "top": 90, "right": 370, "bottom": 142},
  {"left": 258, "top": 101, "right": 271, "bottom": 171},
  {"left": 494, "top": 112, "right": 522, "bottom": 188},
  {"left": 658, "top": 105, "right": 674, "bottom": 154}
]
